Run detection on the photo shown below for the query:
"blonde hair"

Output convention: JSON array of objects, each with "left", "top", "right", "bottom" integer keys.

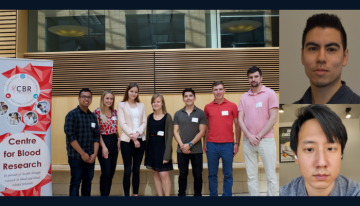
[
  {"left": 100, "top": 90, "right": 115, "bottom": 123},
  {"left": 151, "top": 94, "right": 167, "bottom": 114}
]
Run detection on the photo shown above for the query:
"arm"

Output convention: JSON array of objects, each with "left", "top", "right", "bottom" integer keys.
[
  {"left": 70, "top": 140, "right": 90, "bottom": 162},
  {"left": 203, "top": 119, "right": 209, "bottom": 154},
  {"left": 117, "top": 130, "right": 121, "bottom": 151},
  {"left": 88, "top": 142, "right": 99, "bottom": 164},
  {"left": 98, "top": 118, "right": 109, "bottom": 159},
  {"left": 173, "top": 124, "right": 185, "bottom": 151},
  {"left": 182, "top": 124, "right": 206, "bottom": 153},
  {"left": 233, "top": 118, "right": 241, "bottom": 157},
  {"left": 136, "top": 103, "right": 147, "bottom": 135},
  {"left": 238, "top": 110, "right": 260, "bottom": 146},
  {"left": 117, "top": 102, "right": 135, "bottom": 137},
  {"left": 88, "top": 118, "right": 100, "bottom": 164},
  {"left": 163, "top": 114, "right": 174, "bottom": 163},
  {"left": 256, "top": 108, "right": 278, "bottom": 138}
]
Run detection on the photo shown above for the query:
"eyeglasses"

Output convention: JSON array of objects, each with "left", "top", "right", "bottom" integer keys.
[{"left": 80, "top": 96, "right": 92, "bottom": 100}]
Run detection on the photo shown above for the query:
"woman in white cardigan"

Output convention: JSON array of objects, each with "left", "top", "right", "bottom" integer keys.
[{"left": 117, "top": 83, "right": 147, "bottom": 196}]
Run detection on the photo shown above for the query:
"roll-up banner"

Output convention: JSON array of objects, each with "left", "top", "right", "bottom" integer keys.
[{"left": 0, "top": 57, "right": 53, "bottom": 196}]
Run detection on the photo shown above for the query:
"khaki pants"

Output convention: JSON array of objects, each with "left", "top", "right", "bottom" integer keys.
[{"left": 243, "top": 138, "right": 277, "bottom": 196}]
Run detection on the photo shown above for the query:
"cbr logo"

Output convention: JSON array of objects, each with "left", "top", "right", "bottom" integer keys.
[{"left": 16, "top": 86, "right": 32, "bottom": 92}]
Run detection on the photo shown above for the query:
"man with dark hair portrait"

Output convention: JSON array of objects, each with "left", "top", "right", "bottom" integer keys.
[
  {"left": 294, "top": 13, "right": 360, "bottom": 104},
  {"left": 280, "top": 104, "right": 360, "bottom": 196}
]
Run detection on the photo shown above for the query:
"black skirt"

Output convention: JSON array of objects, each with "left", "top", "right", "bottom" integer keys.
[{"left": 145, "top": 135, "right": 173, "bottom": 171}]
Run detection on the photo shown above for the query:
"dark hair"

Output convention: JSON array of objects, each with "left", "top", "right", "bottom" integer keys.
[
  {"left": 290, "top": 104, "right": 347, "bottom": 155},
  {"left": 27, "top": 112, "right": 32, "bottom": 116},
  {"left": 37, "top": 104, "right": 42, "bottom": 108},
  {"left": 122, "top": 83, "right": 140, "bottom": 102},
  {"left": 78, "top": 88, "right": 92, "bottom": 97},
  {"left": 3, "top": 105, "right": 8, "bottom": 109},
  {"left": 302, "top": 13, "right": 347, "bottom": 52},
  {"left": 247, "top": 66, "right": 262, "bottom": 77},
  {"left": 182, "top": 88, "right": 195, "bottom": 97},
  {"left": 211, "top": 81, "right": 225, "bottom": 89}
]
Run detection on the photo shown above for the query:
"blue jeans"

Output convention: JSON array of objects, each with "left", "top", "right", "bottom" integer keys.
[
  {"left": 206, "top": 142, "right": 234, "bottom": 196},
  {"left": 68, "top": 156, "right": 95, "bottom": 196}
]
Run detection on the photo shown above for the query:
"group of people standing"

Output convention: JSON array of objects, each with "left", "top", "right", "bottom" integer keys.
[{"left": 64, "top": 66, "right": 279, "bottom": 197}]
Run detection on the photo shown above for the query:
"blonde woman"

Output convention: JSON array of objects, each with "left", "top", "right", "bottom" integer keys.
[
  {"left": 144, "top": 94, "right": 173, "bottom": 196},
  {"left": 117, "top": 83, "right": 147, "bottom": 196},
  {"left": 93, "top": 90, "right": 120, "bottom": 196}
]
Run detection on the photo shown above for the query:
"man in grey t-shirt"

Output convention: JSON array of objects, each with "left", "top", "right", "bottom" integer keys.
[
  {"left": 280, "top": 105, "right": 360, "bottom": 196},
  {"left": 174, "top": 88, "right": 207, "bottom": 196}
]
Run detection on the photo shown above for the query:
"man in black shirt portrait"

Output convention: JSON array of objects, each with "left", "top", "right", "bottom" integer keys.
[
  {"left": 64, "top": 88, "right": 100, "bottom": 196},
  {"left": 294, "top": 13, "right": 360, "bottom": 104}
]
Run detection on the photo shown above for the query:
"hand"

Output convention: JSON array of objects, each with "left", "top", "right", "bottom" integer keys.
[
  {"left": 163, "top": 160, "right": 169, "bottom": 164},
  {"left": 117, "top": 138, "right": 121, "bottom": 152},
  {"left": 130, "top": 132, "right": 140, "bottom": 141},
  {"left": 203, "top": 142, "right": 207, "bottom": 154},
  {"left": 102, "top": 146, "right": 109, "bottom": 159},
  {"left": 180, "top": 144, "right": 191, "bottom": 154},
  {"left": 88, "top": 154, "right": 96, "bottom": 164},
  {"left": 233, "top": 144, "right": 239, "bottom": 157},
  {"left": 183, "top": 149, "right": 191, "bottom": 154},
  {"left": 134, "top": 140, "right": 140, "bottom": 148},
  {"left": 248, "top": 134, "right": 260, "bottom": 146},
  {"left": 81, "top": 152, "right": 91, "bottom": 162}
]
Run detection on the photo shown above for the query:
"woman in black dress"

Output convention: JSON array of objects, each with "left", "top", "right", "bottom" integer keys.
[{"left": 145, "top": 94, "right": 173, "bottom": 196}]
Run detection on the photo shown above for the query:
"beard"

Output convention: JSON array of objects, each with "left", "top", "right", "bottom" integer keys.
[{"left": 251, "top": 82, "right": 259, "bottom": 87}]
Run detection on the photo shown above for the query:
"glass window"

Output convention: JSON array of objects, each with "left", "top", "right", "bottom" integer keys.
[
  {"left": 219, "top": 10, "right": 279, "bottom": 48},
  {"left": 27, "top": 10, "right": 279, "bottom": 52},
  {"left": 125, "top": 13, "right": 185, "bottom": 49}
]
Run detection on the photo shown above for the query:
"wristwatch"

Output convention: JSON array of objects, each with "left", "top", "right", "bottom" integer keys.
[{"left": 188, "top": 142, "right": 194, "bottom": 148}]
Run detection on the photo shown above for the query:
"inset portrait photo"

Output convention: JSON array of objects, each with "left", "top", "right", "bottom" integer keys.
[
  {"left": 0, "top": 101, "right": 8, "bottom": 115},
  {"left": 7, "top": 111, "right": 22, "bottom": 126},
  {"left": 24, "top": 111, "right": 38, "bottom": 126},
  {"left": 280, "top": 10, "right": 360, "bottom": 104},
  {"left": 36, "top": 101, "right": 50, "bottom": 115}
]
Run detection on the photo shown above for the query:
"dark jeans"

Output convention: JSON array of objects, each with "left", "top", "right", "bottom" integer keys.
[
  {"left": 177, "top": 152, "right": 203, "bottom": 196},
  {"left": 68, "top": 156, "right": 95, "bottom": 196},
  {"left": 120, "top": 139, "right": 145, "bottom": 196},
  {"left": 97, "top": 134, "right": 119, "bottom": 196}
]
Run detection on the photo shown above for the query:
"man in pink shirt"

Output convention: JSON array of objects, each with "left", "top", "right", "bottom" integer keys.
[{"left": 238, "top": 66, "right": 278, "bottom": 196}]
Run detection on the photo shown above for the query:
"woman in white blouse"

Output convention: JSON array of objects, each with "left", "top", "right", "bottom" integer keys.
[{"left": 117, "top": 83, "right": 147, "bottom": 196}]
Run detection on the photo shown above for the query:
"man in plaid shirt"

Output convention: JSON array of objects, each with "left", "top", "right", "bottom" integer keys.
[{"left": 64, "top": 88, "right": 100, "bottom": 196}]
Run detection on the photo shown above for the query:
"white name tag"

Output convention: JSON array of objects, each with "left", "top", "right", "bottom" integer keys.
[
  {"left": 91, "top": 122, "right": 96, "bottom": 128},
  {"left": 192, "top": 117, "right": 198, "bottom": 123},
  {"left": 111, "top": 116, "right": 117, "bottom": 121},
  {"left": 256, "top": 102, "right": 262, "bottom": 108},
  {"left": 157, "top": 131, "right": 164, "bottom": 136},
  {"left": 222, "top": 111, "right": 229, "bottom": 116}
]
